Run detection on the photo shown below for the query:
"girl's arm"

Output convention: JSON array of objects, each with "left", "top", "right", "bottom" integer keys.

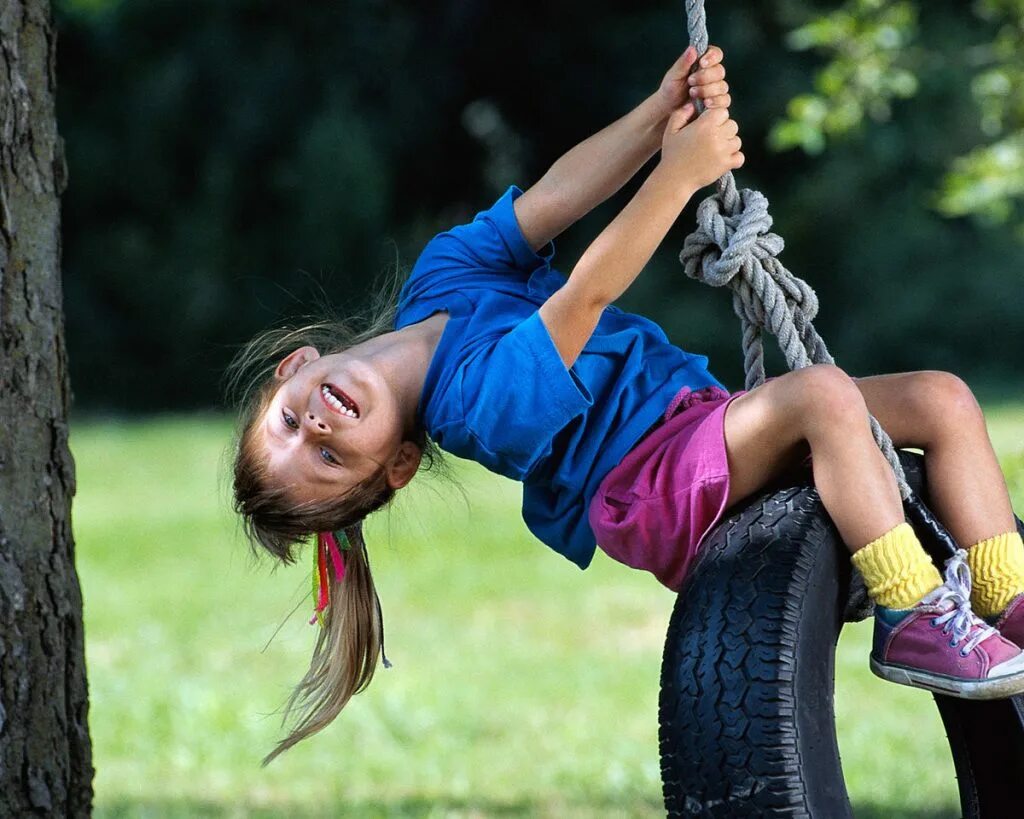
[
  {"left": 513, "top": 45, "right": 730, "bottom": 252},
  {"left": 538, "top": 106, "right": 744, "bottom": 369}
]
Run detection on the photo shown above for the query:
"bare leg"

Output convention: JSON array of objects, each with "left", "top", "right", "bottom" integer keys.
[
  {"left": 722, "top": 368, "right": 1024, "bottom": 695},
  {"left": 851, "top": 370, "right": 1017, "bottom": 547},
  {"left": 721, "top": 364, "right": 905, "bottom": 551}
]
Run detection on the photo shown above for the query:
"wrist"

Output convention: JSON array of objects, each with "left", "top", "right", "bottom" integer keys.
[
  {"left": 649, "top": 159, "right": 700, "bottom": 203},
  {"left": 641, "top": 91, "right": 672, "bottom": 126},
  {"left": 636, "top": 93, "right": 670, "bottom": 149}
]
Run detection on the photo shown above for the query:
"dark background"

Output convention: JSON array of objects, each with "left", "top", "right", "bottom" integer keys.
[{"left": 56, "top": 0, "right": 1024, "bottom": 413}]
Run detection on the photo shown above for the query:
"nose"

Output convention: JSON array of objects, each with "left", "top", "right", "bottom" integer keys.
[{"left": 304, "top": 411, "right": 331, "bottom": 435}]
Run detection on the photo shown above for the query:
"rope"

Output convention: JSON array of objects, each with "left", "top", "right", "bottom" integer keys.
[{"left": 679, "top": 0, "right": 912, "bottom": 500}]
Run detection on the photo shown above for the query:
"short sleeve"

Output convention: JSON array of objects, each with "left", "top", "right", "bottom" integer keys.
[
  {"left": 396, "top": 185, "right": 555, "bottom": 329},
  {"left": 461, "top": 309, "right": 593, "bottom": 479}
]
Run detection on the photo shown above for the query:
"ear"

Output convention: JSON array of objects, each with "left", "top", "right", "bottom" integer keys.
[
  {"left": 385, "top": 440, "right": 423, "bottom": 490},
  {"left": 274, "top": 346, "right": 320, "bottom": 381}
]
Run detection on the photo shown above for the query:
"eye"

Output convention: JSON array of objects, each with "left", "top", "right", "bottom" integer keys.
[
  {"left": 319, "top": 447, "right": 340, "bottom": 466},
  {"left": 282, "top": 409, "right": 299, "bottom": 430}
]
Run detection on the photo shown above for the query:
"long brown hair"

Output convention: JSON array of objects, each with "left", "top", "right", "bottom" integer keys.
[{"left": 225, "top": 269, "right": 450, "bottom": 766}]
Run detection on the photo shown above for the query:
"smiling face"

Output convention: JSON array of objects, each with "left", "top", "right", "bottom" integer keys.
[{"left": 258, "top": 345, "right": 422, "bottom": 505}]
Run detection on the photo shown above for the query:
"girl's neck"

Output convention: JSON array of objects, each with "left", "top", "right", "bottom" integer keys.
[{"left": 362, "top": 311, "right": 450, "bottom": 434}]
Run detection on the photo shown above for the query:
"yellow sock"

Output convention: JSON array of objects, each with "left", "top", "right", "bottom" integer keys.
[
  {"left": 966, "top": 531, "right": 1024, "bottom": 617},
  {"left": 850, "top": 522, "right": 943, "bottom": 610}
]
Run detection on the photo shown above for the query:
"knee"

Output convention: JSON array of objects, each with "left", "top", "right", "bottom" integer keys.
[
  {"left": 791, "top": 364, "right": 868, "bottom": 436},
  {"left": 907, "top": 370, "right": 985, "bottom": 436}
]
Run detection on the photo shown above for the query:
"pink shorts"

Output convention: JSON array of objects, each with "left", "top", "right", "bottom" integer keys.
[{"left": 587, "top": 383, "right": 749, "bottom": 592}]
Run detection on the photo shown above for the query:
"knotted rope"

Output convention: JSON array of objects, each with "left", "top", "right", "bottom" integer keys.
[{"left": 679, "top": 0, "right": 912, "bottom": 500}]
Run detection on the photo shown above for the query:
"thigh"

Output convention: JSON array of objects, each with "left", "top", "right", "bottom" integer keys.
[
  {"left": 721, "top": 372, "right": 816, "bottom": 509},
  {"left": 850, "top": 371, "right": 945, "bottom": 449},
  {"left": 721, "top": 366, "right": 943, "bottom": 510}
]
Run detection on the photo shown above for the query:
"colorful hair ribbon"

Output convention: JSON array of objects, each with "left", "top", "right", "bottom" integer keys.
[
  {"left": 307, "top": 523, "right": 393, "bottom": 670},
  {"left": 309, "top": 529, "right": 350, "bottom": 627}
]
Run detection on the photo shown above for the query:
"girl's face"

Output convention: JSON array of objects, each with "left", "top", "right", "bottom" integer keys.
[{"left": 258, "top": 346, "right": 421, "bottom": 504}]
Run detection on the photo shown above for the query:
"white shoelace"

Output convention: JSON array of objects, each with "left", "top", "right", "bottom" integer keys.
[{"left": 924, "top": 549, "right": 997, "bottom": 656}]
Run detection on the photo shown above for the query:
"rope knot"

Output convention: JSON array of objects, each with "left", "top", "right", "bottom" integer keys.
[
  {"left": 678, "top": 171, "right": 828, "bottom": 391},
  {"left": 680, "top": 183, "right": 784, "bottom": 288}
]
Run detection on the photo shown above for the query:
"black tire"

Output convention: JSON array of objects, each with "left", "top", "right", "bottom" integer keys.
[{"left": 659, "top": 450, "right": 1024, "bottom": 817}]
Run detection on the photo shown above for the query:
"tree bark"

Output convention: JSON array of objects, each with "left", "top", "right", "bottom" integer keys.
[{"left": 0, "top": 1, "right": 94, "bottom": 815}]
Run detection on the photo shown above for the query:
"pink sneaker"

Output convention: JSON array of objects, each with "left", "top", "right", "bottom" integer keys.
[
  {"left": 988, "top": 593, "right": 1024, "bottom": 647},
  {"left": 870, "top": 550, "right": 1024, "bottom": 699}
]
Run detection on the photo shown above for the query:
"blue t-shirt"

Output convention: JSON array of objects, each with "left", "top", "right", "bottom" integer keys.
[{"left": 394, "top": 185, "right": 727, "bottom": 570}]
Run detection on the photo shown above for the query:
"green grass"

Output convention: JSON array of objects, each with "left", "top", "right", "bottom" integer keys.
[{"left": 72, "top": 404, "right": 1024, "bottom": 818}]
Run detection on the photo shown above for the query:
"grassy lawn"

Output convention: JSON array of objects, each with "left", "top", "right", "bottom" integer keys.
[{"left": 72, "top": 402, "right": 1024, "bottom": 818}]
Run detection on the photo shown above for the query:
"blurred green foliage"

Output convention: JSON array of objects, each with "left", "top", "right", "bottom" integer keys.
[
  {"left": 770, "top": 0, "right": 920, "bottom": 155},
  {"left": 55, "top": 0, "right": 1024, "bottom": 412},
  {"left": 772, "top": 0, "right": 1024, "bottom": 233}
]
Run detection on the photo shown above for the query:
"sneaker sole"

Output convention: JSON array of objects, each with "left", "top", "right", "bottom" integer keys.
[{"left": 870, "top": 656, "right": 1024, "bottom": 700}]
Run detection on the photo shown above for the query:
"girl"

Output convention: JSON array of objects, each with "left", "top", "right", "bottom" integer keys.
[{"left": 229, "top": 45, "right": 1024, "bottom": 766}]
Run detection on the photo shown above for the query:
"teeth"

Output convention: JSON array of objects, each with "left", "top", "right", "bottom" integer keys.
[{"left": 322, "top": 385, "right": 358, "bottom": 418}]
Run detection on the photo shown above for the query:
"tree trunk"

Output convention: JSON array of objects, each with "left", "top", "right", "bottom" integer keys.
[{"left": 0, "top": 1, "right": 94, "bottom": 815}]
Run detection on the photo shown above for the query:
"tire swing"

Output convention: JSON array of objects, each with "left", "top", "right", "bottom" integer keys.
[{"left": 658, "top": 2, "right": 1024, "bottom": 816}]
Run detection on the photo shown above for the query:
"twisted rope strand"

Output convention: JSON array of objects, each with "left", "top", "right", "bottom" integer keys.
[{"left": 679, "top": 2, "right": 911, "bottom": 498}]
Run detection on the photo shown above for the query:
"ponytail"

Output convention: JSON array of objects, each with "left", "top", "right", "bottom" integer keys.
[{"left": 260, "top": 522, "right": 388, "bottom": 767}]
